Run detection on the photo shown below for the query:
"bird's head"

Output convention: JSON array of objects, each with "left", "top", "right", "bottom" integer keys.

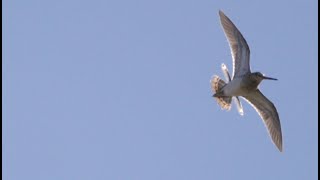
[{"left": 252, "top": 72, "right": 278, "bottom": 82}]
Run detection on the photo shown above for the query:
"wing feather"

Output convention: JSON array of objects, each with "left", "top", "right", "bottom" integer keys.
[
  {"left": 219, "top": 10, "right": 251, "bottom": 78},
  {"left": 243, "top": 89, "right": 283, "bottom": 151}
]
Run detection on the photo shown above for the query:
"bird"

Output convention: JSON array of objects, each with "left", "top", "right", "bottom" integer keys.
[{"left": 211, "top": 10, "right": 283, "bottom": 151}]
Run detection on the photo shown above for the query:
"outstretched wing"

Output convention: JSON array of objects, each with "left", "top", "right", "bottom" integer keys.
[
  {"left": 219, "top": 10, "right": 251, "bottom": 79},
  {"left": 243, "top": 89, "right": 283, "bottom": 151}
]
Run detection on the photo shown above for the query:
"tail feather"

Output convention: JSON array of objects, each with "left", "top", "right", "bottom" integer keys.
[{"left": 211, "top": 75, "right": 232, "bottom": 110}]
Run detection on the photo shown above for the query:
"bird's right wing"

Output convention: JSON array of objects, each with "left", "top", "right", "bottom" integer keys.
[
  {"left": 219, "top": 10, "right": 251, "bottom": 79},
  {"left": 243, "top": 89, "right": 283, "bottom": 151}
]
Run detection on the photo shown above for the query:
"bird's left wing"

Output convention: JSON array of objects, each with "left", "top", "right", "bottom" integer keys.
[
  {"left": 243, "top": 89, "right": 283, "bottom": 151},
  {"left": 219, "top": 10, "right": 251, "bottom": 79}
]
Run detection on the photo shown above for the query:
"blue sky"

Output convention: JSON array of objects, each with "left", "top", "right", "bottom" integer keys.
[{"left": 3, "top": 0, "right": 318, "bottom": 179}]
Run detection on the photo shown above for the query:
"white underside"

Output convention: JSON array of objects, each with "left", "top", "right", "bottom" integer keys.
[{"left": 222, "top": 77, "right": 248, "bottom": 96}]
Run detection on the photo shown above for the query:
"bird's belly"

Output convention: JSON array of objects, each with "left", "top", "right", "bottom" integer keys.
[{"left": 223, "top": 78, "right": 249, "bottom": 96}]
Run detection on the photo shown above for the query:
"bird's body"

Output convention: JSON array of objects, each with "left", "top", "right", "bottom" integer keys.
[
  {"left": 217, "top": 76, "right": 249, "bottom": 96},
  {"left": 217, "top": 73, "right": 268, "bottom": 97},
  {"left": 211, "top": 10, "right": 283, "bottom": 151}
]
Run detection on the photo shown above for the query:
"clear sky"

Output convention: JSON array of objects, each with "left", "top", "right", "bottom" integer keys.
[{"left": 3, "top": 0, "right": 318, "bottom": 179}]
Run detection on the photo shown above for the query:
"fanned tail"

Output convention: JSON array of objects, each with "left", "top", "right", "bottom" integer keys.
[{"left": 211, "top": 75, "right": 232, "bottom": 110}]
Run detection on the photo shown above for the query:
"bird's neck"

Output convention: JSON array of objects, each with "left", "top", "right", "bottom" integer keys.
[{"left": 242, "top": 74, "right": 262, "bottom": 90}]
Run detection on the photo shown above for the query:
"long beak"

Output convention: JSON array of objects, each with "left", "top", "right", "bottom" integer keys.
[{"left": 263, "top": 76, "right": 278, "bottom": 80}]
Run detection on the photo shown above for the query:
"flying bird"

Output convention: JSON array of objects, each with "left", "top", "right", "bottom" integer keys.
[{"left": 211, "top": 10, "right": 283, "bottom": 151}]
